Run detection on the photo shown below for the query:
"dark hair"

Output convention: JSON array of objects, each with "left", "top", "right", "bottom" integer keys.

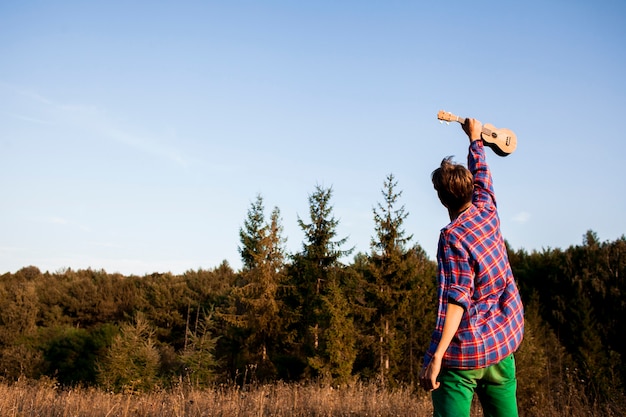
[{"left": 431, "top": 156, "right": 473, "bottom": 212}]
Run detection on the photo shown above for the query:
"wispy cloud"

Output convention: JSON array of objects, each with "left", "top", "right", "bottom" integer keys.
[
  {"left": 41, "top": 216, "right": 92, "bottom": 232},
  {"left": 6, "top": 112, "right": 53, "bottom": 125},
  {"left": 7, "top": 85, "right": 189, "bottom": 167},
  {"left": 104, "top": 124, "right": 188, "bottom": 167},
  {"left": 512, "top": 211, "right": 531, "bottom": 223}
]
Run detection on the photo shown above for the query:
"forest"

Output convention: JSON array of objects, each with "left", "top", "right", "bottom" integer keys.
[{"left": 1, "top": 175, "right": 625, "bottom": 415}]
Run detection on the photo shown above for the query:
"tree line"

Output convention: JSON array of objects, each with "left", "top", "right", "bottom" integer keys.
[{"left": 0, "top": 175, "right": 624, "bottom": 413}]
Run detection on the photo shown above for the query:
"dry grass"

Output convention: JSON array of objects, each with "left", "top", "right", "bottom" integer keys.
[
  {"left": 0, "top": 378, "right": 617, "bottom": 417},
  {"left": 0, "top": 379, "right": 446, "bottom": 417}
]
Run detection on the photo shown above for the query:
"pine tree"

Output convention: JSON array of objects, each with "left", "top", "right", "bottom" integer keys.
[
  {"left": 289, "top": 185, "right": 355, "bottom": 382},
  {"left": 180, "top": 309, "right": 218, "bottom": 388},
  {"left": 308, "top": 277, "right": 358, "bottom": 385},
  {"left": 239, "top": 194, "right": 267, "bottom": 272},
  {"left": 97, "top": 313, "right": 160, "bottom": 393},
  {"left": 367, "top": 174, "right": 415, "bottom": 385},
  {"left": 401, "top": 245, "right": 437, "bottom": 384},
  {"left": 227, "top": 195, "right": 287, "bottom": 380}
]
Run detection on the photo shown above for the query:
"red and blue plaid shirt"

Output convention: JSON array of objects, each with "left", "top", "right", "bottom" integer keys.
[{"left": 424, "top": 140, "right": 524, "bottom": 370}]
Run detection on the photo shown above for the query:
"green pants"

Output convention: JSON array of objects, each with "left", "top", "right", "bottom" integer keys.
[{"left": 431, "top": 355, "right": 518, "bottom": 417}]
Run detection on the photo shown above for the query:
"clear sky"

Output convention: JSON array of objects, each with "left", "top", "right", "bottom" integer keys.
[{"left": 1, "top": 1, "right": 625, "bottom": 275}]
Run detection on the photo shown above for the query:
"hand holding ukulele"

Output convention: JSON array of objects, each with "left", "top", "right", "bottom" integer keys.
[
  {"left": 437, "top": 110, "right": 517, "bottom": 156},
  {"left": 462, "top": 118, "right": 482, "bottom": 142}
]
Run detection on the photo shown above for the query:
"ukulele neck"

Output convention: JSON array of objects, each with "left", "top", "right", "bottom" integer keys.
[{"left": 454, "top": 116, "right": 493, "bottom": 138}]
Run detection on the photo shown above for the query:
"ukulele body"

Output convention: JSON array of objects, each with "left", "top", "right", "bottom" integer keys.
[{"left": 481, "top": 123, "right": 517, "bottom": 157}]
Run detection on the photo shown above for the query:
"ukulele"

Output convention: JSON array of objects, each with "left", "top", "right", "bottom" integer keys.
[{"left": 437, "top": 110, "right": 517, "bottom": 156}]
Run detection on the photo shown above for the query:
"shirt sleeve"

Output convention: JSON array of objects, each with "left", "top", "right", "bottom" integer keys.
[
  {"left": 442, "top": 233, "right": 473, "bottom": 311},
  {"left": 468, "top": 140, "right": 496, "bottom": 208}
]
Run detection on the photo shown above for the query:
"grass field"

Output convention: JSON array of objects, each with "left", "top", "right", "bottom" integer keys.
[
  {"left": 0, "top": 378, "right": 618, "bottom": 417},
  {"left": 0, "top": 379, "right": 483, "bottom": 417}
]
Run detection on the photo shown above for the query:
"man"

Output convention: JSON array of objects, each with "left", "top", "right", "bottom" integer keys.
[{"left": 419, "top": 118, "right": 524, "bottom": 417}]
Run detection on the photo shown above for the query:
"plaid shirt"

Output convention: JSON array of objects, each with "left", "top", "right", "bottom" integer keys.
[{"left": 424, "top": 140, "right": 524, "bottom": 370}]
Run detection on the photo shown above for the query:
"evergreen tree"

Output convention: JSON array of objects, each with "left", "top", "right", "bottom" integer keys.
[
  {"left": 225, "top": 195, "right": 287, "bottom": 380},
  {"left": 308, "top": 277, "right": 358, "bottom": 385},
  {"left": 367, "top": 174, "right": 419, "bottom": 384},
  {"left": 180, "top": 309, "right": 219, "bottom": 387},
  {"left": 97, "top": 313, "right": 160, "bottom": 393},
  {"left": 401, "top": 245, "right": 437, "bottom": 384},
  {"left": 510, "top": 232, "right": 626, "bottom": 406},
  {"left": 239, "top": 194, "right": 267, "bottom": 271},
  {"left": 0, "top": 277, "right": 42, "bottom": 379},
  {"left": 288, "top": 185, "right": 355, "bottom": 382}
]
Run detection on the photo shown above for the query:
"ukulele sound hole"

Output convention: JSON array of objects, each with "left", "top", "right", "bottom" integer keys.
[{"left": 491, "top": 132, "right": 497, "bottom": 138}]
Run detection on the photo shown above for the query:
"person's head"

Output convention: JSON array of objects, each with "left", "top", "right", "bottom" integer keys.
[{"left": 431, "top": 157, "right": 473, "bottom": 213}]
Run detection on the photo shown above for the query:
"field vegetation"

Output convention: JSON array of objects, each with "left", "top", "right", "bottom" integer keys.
[{"left": 0, "top": 378, "right": 611, "bottom": 417}]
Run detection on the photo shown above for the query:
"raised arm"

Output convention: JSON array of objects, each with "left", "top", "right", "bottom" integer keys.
[{"left": 463, "top": 119, "right": 496, "bottom": 207}]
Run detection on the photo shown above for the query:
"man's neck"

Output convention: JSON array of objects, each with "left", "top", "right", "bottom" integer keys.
[{"left": 449, "top": 202, "right": 472, "bottom": 221}]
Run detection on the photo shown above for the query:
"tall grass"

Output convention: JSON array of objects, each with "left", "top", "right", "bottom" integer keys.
[
  {"left": 0, "top": 379, "right": 441, "bottom": 417},
  {"left": 0, "top": 378, "right": 619, "bottom": 417}
]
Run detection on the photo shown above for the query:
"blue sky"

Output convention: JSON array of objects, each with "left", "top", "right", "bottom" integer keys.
[{"left": 1, "top": 1, "right": 625, "bottom": 275}]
